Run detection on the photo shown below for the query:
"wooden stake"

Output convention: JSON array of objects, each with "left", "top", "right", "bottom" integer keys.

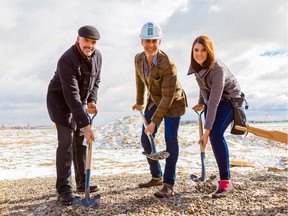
[{"left": 230, "top": 160, "right": 254, "bottom": 168}]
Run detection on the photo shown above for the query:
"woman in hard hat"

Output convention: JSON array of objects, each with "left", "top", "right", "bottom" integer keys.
[
  {"left": 188, "top": 35, "right": 243, "bottom": 198},
  {"left": 132, "top": 22, "right": 187, "bottom": 198}
]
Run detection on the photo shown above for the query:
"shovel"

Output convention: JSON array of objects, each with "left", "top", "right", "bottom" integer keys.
[
  {"left": 139, "top": 110, "right": 170, "bottom": 160},
  {"left": 235, "top": 125, "right": 288, "bottom": 144},
  {"left": 72, "top": 112, "right": 100, "bottom": 209},
  {"left": 196, "top": 109, "right": 206, "bottom": 181},
  {"left": 190, "top": 108, "right": 209, "bottom": 182}
]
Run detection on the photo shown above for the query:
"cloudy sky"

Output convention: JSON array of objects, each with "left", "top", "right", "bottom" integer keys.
[{"left": 0, "top": 0, "right": 287, "bottom": 127}]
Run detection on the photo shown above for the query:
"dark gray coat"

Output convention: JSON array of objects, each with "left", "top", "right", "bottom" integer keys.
[
  {"left": 188, "top": 59, "right": 241, "bottom": 130},
  {"left": 47, "top": 44, "right": 102, "bottom": 130}
]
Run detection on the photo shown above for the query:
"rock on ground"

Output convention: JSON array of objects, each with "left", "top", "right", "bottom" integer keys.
[{"left": 0, "top": 169, "right": 287, "bottom": 215}]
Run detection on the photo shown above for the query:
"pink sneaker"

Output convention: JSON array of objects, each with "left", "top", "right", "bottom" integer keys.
[{"left": 212, "top": 180, "right": 234, "bottom": 198}]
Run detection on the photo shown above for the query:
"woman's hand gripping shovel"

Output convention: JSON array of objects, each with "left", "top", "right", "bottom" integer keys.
[
  {"left": 72, "top": 112, "right": 100, "bottom": 209},
  {"left": 139, "top": 110, "right": 170, "bottom": 160}
]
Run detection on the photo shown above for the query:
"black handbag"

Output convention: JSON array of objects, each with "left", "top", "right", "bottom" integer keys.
[{"left": 227, "top": 92, "right": 249, "bottom": 135}]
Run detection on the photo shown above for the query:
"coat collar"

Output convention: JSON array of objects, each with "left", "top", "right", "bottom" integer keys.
[
  {"left": 187, "top": 66, "right": 207, "bottom": 77},
  {"left": 75, "top": 42, "right": 95, "bottom": 61},
  {"left": 187, "top": 60, "right": 217, "bottom": 76},
  {"left": 187, "top": 66, "right": 195, "bottom": 75}
]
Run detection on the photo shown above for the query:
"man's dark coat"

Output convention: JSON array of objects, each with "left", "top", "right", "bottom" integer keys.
[{"left": 47, "top": 45, "right": 102, "bottom": 130}]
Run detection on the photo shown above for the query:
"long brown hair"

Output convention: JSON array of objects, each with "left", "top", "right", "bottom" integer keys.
[{"left": 189, "top": 36, "right": 215, "bottom": 72}]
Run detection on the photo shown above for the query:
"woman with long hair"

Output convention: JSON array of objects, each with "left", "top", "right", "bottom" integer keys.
[{"left": 188, "top": 35, "right": 242, "bottom": 198}]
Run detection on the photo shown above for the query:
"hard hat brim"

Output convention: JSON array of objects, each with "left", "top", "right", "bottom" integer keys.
[{"left": 140, "top": 35, "right": 163, "bottom": 40}]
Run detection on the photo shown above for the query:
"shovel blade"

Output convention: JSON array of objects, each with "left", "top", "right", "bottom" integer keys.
[
  {"left": 190, "top": 174, "right": 217, "bottom": 182},
  {"left": 72, "top": 194, "right": 100, "bottom": 209},
  {"left": 142, "top": 150, "right": 170, "bottom": 160}
]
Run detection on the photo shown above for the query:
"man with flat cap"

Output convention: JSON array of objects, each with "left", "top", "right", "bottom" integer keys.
[{"left": 47, "top": 25, "right": 102, "bottom": 205}]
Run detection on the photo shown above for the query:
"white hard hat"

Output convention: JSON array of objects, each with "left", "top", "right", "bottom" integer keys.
[{"left": 140, "top": 22, "right": 163, "bottom": 39}]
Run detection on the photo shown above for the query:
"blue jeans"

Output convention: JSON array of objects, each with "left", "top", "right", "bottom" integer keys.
[
  {"left": 141, "top": 105, "right": 180, "bottom": 185},
  {"left": 205, "top": 101, "right": 233, "bottom": 180}
]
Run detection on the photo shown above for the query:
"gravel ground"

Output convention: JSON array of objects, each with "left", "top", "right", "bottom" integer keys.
[{"left": 1, "top": 168, "right": 287, "bottom": 216}]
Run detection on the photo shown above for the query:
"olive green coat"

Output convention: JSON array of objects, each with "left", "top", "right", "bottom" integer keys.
[{"left": 134, "top": 50, "right": 187, "bottom": 125}]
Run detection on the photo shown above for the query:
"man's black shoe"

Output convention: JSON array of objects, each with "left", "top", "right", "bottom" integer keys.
[
  {"left": 76, "top": 185, "right": 99, "bottom": 193},
  {"left": 58, "top": 192, "right": 74, "bottom": 205}
]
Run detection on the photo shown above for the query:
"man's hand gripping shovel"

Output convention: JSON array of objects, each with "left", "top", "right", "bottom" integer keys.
[
  {"left": 72, "top": 112, "right": 100, "bottom": 209},
  {"left": 138, "top": 110, "right": 170, "bottom": 160}
]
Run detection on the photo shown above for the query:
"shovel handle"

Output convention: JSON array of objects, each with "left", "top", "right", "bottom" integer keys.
[
  {"left": 86, "top": 140, "right": 93, "bottom": 170},
  {"left": 85, "top": 112, "right": 97, "bottom": 170},
  {"left": 194, "top": 108, "right": 206, "bottom": 182},
  {"left": 194, "top": 109, "right": 205, "bottom": 152},
  {"left": 139, "top": 110, "right": 157, "bottom": 154},
  {"left": 84, "top": 111, "right": 97, "bottom": 202},
  {"left": 139, "top": 110, "right": 149, "bottom": 128},
  {"left": 87, "top": 112, "right": 97, "bottom": 125},
  {"left": 199, "top": 120, "right": 205, "bottom": 152}
]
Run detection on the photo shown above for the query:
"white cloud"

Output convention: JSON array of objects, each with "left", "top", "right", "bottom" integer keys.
[
  {"left": 0, "top": 0, "right": 19, "bottom": 28},
  {"left": 0, "top": 0, "right": 287, "bottom": 126},
  {"left": 209, "top": 4, "right": 226, "bottom": 12}
]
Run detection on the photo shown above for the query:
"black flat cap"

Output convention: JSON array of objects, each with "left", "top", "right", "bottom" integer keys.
[{"left": 78, "top": 25, "right": 100, "bottom": 40}]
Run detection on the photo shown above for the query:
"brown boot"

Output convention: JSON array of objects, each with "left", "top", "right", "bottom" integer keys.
[
  {"left": 138, "top": 178, "right": 163, "bottom": 188},
  {"left": 154, "top": 183, "right": 174, "bottom": 198}
]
